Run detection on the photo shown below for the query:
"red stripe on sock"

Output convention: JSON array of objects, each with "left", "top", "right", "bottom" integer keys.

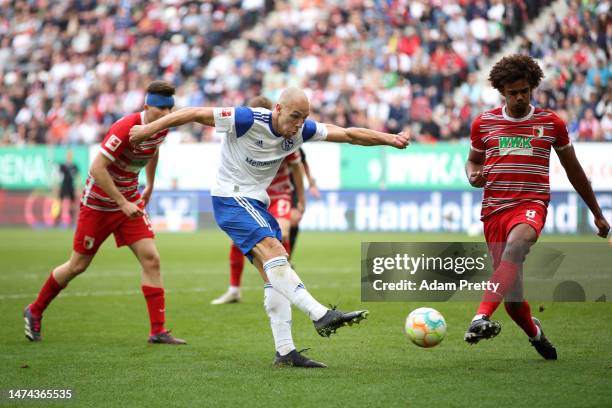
[
  {"left": 504, "top": 301, "right": 538, "bottom": 337},
  {"left": 477, "top": 260, "right": 520, "bottom": 317},
  {"left": 142, "top": 285, "right": 165, "bottom": 336},
  {"left": 229, "top": 244, "right": 244, "bottom": 287},
  {"left": 30, "top": 272, "right": 65, "bottom": 317},
  {"left": 282, "top": 240, "right": 291, "bottom": 257}
]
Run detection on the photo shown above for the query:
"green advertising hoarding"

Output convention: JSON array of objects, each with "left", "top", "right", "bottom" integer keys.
[
  {"left": 0, "top": 146, "right": 89, "bottom": 190},
  {"left": 340, "top": 143, "right": 472, "bottom": 190}
]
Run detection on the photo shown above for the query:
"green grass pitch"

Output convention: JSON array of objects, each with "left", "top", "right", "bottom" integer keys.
[{"left": 0, "top": 229, "right": 610, "bottom": 407}]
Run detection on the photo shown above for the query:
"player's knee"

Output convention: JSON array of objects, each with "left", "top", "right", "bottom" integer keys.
[
  {"left": 142, "top": 252, "right": 161, "bottom": 272},
  {"left": 261, "top": 237, "right": 286, "bottom": 258},
  {"left": 503, "top": 239, "right": 532, "bottom": 262},
  {"left": 69, "top": 260, "right": 89, "bottom": 276}
]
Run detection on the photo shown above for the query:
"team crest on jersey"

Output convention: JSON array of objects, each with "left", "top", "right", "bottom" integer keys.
[
  {"left": 84, "top": 236, "right": 95, "bottom": 250},
  {"left": 281, "top": 138, "right": 294, "bottom": 151},
  {"left": 532, "top": 126, "right": 544, "bottom": 138},
  {"left": 498, "top": 136, "right": 533, "bottom": 156},
  {"left": 105, "top": 135, "right": 122, "bottom": 152},
  {"left": 221, "top": 108, "right": 232, "bottom": 117}
]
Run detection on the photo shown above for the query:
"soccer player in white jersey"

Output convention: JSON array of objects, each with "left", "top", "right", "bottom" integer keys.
[
  {"left": 129, "top": 87, "right": 410, "bottom": 367},
  {"left": 211, "top": 95, "right": 308, "bottom": 305}
]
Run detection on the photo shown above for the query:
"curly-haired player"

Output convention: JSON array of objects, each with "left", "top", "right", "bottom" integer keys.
[{"left": 465, "top": 54, "right": 610, "bottom": 359}]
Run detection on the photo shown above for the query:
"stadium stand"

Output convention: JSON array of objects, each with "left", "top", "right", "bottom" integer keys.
[{"left": 0, "top": 0, "right": 608, "bottom": 145}]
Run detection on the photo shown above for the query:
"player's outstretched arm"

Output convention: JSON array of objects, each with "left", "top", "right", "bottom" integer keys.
[
  {"left": 129, "top": 107, "right": 216, "bottom": 145},
  {"left": 465, "top": 149, "right": 487, "bottom": 188},
  {"left": 324, "top": 124, "right": 410, "bottom": 149},
  {"left": 557, "top": 145, "right": 610, "bottom": 238}
]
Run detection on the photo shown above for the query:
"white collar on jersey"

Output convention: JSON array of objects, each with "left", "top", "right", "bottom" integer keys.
[
  {"left": 502, "top": 104, "right": 535, "bottom": 122},
  {"left": 140, "top": 111, "right": 146, "bottom": 124}
]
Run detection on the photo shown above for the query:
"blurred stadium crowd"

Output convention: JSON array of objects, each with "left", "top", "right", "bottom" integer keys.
[{"left": 0, "top": 0, "right": 609, "bottom": 146}]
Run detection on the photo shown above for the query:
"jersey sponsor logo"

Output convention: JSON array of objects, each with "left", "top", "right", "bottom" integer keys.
[
  {"left": 256, "top": 140, "right": 263, "bottom": 147},
  {"left": 84, "top": 235, "right": 95, "bottom": 250},
  {"left": 105, "top": 135, "right": 122, "bottom": 152},
  {"left": 498, "top": 136, "right": 533, "bottom": 156},
  {"left": 281, "top": 138, "right": 294, "bottom": 151},
  {"left": 245, "top": 156, "right": 283, "bottom": 168},
  {"left": 221, "top": 108, "right": 232, "bottom": 117}
]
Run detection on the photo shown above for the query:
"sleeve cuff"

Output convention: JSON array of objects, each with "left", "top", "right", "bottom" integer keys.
[
  {"left": 554, "top": 143, "right": 571, "bottom": 151},
  {"left": 470, "top": 145, "right": 485, "bottom": 153},
  {"left": 100, "top": 148, "right": 116, "bottom": 162}
]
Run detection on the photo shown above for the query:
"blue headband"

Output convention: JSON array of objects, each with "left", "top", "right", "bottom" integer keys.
[{"left": 145, "top": 93, "right": 175, "bottom": 108}]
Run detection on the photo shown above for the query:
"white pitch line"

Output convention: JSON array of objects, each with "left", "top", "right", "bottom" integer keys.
[{"left": 0, "top": 282, "right": 357, "bottom": 301}]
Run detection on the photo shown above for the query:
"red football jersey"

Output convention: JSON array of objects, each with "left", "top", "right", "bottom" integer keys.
[
  {"left": 82, "top": 112, "right": 168, "bottom": 211},
  {"left": 470, "top": 106, "right": 571, "bottom": 220},
  {"left": 267, "top": 150, "right": 301, "bottom": 201}
]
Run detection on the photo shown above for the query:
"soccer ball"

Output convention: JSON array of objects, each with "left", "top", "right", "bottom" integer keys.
[{"left": 405, "top": 307, "right": 447, "bottom": 348}]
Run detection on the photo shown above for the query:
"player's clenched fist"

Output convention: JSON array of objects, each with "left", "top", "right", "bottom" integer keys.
[
  {"left": 594, "top": 216, "right": 610, "bottom": 238},
  {"left": 129, "top": 125, "right": 152, "bottom": 146},
  {"left": 120, "top": 201, "right": 144, "bottom": 218},
  {"left": 391, "top": 131, "right": 410, "bottom": 149},
  {"left": 468, "top": 170, "right": 487, "bottom": 188}
]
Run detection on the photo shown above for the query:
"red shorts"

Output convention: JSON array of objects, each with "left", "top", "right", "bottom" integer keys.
[
  {"left": 73, "top": 204, "right": 154, "bottom": 255},
  {"left": 268, "top": 197, "right": 292, "bottom": 221},
  {"left": 484, "top": 203, "right": 547, "bottom": 267}
]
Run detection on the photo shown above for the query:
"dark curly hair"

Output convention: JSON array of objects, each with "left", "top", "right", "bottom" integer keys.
[{"left": 488, "top": 54, "right": 544, "bottom": 92}]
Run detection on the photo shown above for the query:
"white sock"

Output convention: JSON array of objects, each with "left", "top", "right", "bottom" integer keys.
[
  {"left": 263, "top": 256, "right": 328, "bottom": 321},
  {"left": 529, "top": 325, "right": 542, "bottom": 341},
  {"left": 228, "top": 286, "right": 240, "bottom": 295},
  {"left": 472, "top": 314, "right": 487, "bottom": 322},
  {"left": 264, "top": 283, "right": 294, "bottom": 356}
]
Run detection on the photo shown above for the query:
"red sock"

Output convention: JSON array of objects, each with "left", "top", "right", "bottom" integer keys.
[
  {"left": 141, "top": 286, "right": 166, "bottom": 336},
  {"left": 282, "top": 240, "right": 291, "bottom": 257},
  {"left": 229, "top": 244, "right": 244, "bottom": 287},
  {"left": 30, "top": 272, "right": 65, "bottom": 317},
  {"left": 504, "top": 301, "right": 538, "bottom": 337},
  {"left": 476, "top": 260, "right": 520, "bottom": 317}
]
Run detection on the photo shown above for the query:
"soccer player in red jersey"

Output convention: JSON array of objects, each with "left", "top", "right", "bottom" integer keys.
[
  {"left": 24, "top": 81, "right": 186, "bottom": 345},
  {"left": 464, "top": 55, "right": 610, "bottom": 359},
  {"left": 211, "top": 96, "right": 307, "bottom": 305}
]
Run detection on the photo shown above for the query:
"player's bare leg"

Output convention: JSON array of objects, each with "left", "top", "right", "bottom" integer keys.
[
  {"left": 129, "top": 238, "right": 186, "bottom": 345},
  {"left": 53, "top": 251, "right": 95, "bottom": 286},
  {"left": 24, "top": 251, "right": 94, "bottom": 341},
  {"left": 251, "top": 237, "right": 368, "bottom": 338}
]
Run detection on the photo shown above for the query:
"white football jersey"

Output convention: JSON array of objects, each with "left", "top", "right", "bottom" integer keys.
[{"left": 212, "top": 106, "right": 327, "bottom": 205}]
